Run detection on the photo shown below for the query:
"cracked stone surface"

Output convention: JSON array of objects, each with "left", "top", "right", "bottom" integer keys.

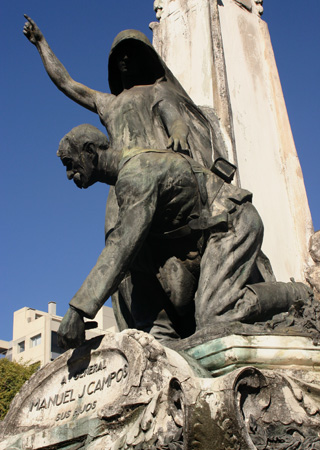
[
  {"left": 1, "top": 330, "right": 320, "bottom": 450},
  {"left": 310, "top": 230, "right": 320, "bottom": 263}
]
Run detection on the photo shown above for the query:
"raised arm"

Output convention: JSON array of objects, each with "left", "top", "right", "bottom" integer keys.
[{"left": 23, "top": 15, "right": 102, "bottom": 112}]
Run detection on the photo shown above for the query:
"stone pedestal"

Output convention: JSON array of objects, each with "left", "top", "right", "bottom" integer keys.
[
  {"left": 186, "top": 334, "right": 320, "bottom": 377},
  {"left": 1, "top": 330, "right": 320, "bottom": 449},
  {"left": 151, "top": 0, "right": 314, "bottom": 282}
]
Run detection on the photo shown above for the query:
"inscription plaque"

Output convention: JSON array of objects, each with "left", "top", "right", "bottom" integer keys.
[
  {"left": 27, "top": 351, "right": 128, "bottom": 425},
  {"left": 0, "top": 332, "right": 151, "bottom": 449},
  {"left": 0, "top": 331, "right": 200, "bottom": 450}
]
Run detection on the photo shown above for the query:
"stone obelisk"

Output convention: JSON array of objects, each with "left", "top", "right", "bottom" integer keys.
[{"left": 151, "top": 0, "right": 314, "bottom": 282}]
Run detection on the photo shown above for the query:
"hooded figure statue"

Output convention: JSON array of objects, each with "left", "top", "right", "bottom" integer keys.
[{"left": 105, "top": 29, "right": 224, "bottom": 167}]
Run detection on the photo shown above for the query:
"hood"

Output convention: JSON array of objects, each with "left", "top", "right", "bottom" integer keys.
[{"left": 108, "top": 29, "right": 166, "bottom": 95}]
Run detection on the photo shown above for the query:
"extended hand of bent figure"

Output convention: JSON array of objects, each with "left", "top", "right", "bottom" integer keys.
[
  {"left": 23, "top": 15, "right": 43, "bottom": 45},
  {"left": 57, "top": 306, "right": 98, "bottom": 350},
  {"left": 167, "top": 120, "right": 189, "bottom": 152}
]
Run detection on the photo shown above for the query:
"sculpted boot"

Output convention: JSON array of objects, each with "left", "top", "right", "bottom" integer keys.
[{"left": 222, "top": 281, "right": 313, "bottom": 323}]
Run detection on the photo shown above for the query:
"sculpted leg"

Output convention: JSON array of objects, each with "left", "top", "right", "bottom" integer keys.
[
  {"left": 156, "top": 256, "right": 197, "bottom": 338},
  {"left": 223, "top": 281, "right": 313, "bottom": 323},
  {"left": 194, "top": 202, "right": 263, "bottom": 329},
  {"left": 129, "top": 270, "right": 181, "bottom": 340}
]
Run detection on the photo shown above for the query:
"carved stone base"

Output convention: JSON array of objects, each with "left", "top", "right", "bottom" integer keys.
[
  {"left": 185, "top": 334, "right": 320, "bottom": 377},
  {"left": 1, "top": 330, "right": 319, "bottom": 449}
]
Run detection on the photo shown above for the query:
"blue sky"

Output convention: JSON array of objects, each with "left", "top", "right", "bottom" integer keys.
[{"left": 1, "top": 1, "right": 319, "bottom": 341}]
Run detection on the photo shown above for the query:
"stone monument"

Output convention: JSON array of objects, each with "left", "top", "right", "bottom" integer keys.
[
  {"left": 1, "top": 4, "right": 320, "bottom": 449},
  {"left": 1, "top": 331, "right": 320, "bottom": 449},
  {"left": 0, "top": 332, "right": 201, "bottom": 449}
]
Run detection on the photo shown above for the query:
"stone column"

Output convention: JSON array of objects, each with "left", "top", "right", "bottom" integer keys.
[{"left": 151, "top": 0, "right": 314, "bottom": 282}]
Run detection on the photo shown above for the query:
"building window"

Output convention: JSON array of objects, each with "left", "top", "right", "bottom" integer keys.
[
  {"left": 35, "top": 314, "right": 42, "bottom": 319},
  {"left": 30, "top": 334, "right": 41, "bottom": 347},
  {"left": 51, "top": 331, "right": 65, "bottom": 360},
  {"left": 18, "top": 341, "right": 25, "bottom": 353}
]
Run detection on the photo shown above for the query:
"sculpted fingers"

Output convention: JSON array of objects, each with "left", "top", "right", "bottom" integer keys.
[
  {"left": 57, "top": 326, "right": 85, "bottom": 350},
  {"left": 173, "top": 138, "right": 180, "bottom": 152},
  {"left": 167, "top": 135, "right": 189, "bottom": 152},
  {"left": 167, "top": 136, "right": 182, "bottom": 152},
  {"left": 176, "top": 137, "right": 189, "bottom": 151},
  {"left": 180, "top": 138, "right": 189, "bottom": 151},
  {"left": 24, "top": 14, "right": 35, "bottom": 25},
  {"left": 23, "top": 21, "right": 32, "bottom": 37},
  {"left": 23, "top": 14, "right": 42, "bottom": 44},
  {"left": 23, "top": 15, "right": 34, "bottom": 33},
  {"left": 167, "top": 136, "right": 174, "bottom": 149},
  {"left": 57, "top": 306, "right": 86, "bottom": 350}
]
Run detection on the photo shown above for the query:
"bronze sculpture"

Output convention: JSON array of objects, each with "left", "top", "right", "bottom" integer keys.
[
  {"left": 23, "top": 15, "right": 226, "bottom": 333},
  {"left": 56, "top": 124, "right": 311, "bottom": 349},
  {"left": 23, "top": 16, "right": 313, "bottom": 349}
]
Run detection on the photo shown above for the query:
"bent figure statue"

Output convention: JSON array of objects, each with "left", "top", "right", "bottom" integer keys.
[{"left": 56, "top": 125, "right": 312, "bottom": 349}]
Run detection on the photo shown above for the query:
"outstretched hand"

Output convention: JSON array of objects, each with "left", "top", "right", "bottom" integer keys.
[
  {"left": 167, "top": 120, "right": 189, "bottom": 152},
  {"left": 57, "top": 306, "right": 98, "bottom": 350},
  {"left": 23, "top": 15, "right": 43, "bottom": 45}
]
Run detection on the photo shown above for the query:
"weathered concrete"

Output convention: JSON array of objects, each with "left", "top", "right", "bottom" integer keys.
[
  {"left": 310, "top": 230, "right": 320, "bottom": 263},
  {"left": 307, "top": 231, "right": 320, "bottom": 298},
  {"left": 306, "top": 265, "right": 320, "bottom": 294}
]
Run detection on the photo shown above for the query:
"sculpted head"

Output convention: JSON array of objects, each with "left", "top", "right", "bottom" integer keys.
[
  {"left": 108, "top": 30, "right": 165, "bottom": 95},
  {"left": 57, "top": 124, "right": 109, "bottom": 189},
  {"left": 115, "top": 41, "right": 140, "bottom": 78}
]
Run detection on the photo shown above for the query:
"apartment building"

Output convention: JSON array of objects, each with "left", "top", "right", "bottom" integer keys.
[{"left": 0, "top": 302, "right": 117, "bottom": 367}]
